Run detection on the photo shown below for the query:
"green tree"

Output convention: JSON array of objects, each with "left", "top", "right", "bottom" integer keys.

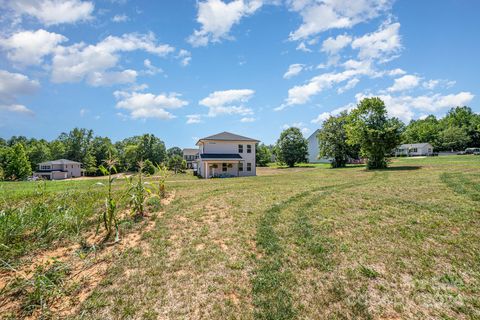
[
  {"left": 167, "top": 155, "right": 187, "bottom": 174},
  {"left": 27, "top": 139, "right": 52, "bottom": 170},
  {"left": 438, "top": 126, "right": 471, "bottom": 151},
  {"left": 276, "top": 127, "right": 308, "bottom": 167},
  {"left": 440, "top": 106, "right": 480, "bottom": 147},
  {"left": 142, "top": 159, "right": 156, "bottom": 175},
  {"left": 255, "top": 143, "right": 272, "bottom": 167},
  {"left": 5, "top": 143, "right": 32, "bottom": 180},
  {"left": 58, "top": 128, "right": 93, "bottom": 162},
  {"left": 346, "top": 98, "right": 403, "bottom": 169},
  {"left": 83, "top": 151, "right": 97, "bottom": 176},
  {"left": 167, "top": 147, "right": 183, "bottom": 158},
  {"left": 402, "top": 115, "right": 441, "bottom": 148},
  {"left": 317, "top": 112, "right": 358, "bottom": 168},
  {"left": 49, "top": 140, "right": 66, "bottom": 159}
]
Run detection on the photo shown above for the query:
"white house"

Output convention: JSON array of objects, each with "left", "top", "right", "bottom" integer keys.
[
  {"left": 195, "top": 132, "right": 259, "bottom": 179},
  {"left": 306, "top": 129, "right": 332, "bottom": 163},
  {"left": 182, "top": 148, "right": 199, "bottom": 169},
  {"left": 394, "top": 143, "right": 434, "bottom": 156},
  {"left": 33, "top": 159, "right": 83, "bottom": 180}
]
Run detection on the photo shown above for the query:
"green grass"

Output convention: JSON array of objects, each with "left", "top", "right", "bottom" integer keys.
[{"left": 1, "top": 156, "right": 480, "bottom": 319}]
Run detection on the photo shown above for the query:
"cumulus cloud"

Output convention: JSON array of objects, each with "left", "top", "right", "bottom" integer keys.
[
  {"left": 282, "top": 122, "right": 310, "bottom": 135},
  {"left": 351, "top": 21, "right": 402, "bottom": 62},
  {"left": 186, "top": 114, "right": 202, "bottom": 124},
  {"left": 283, "top": 64, "right": 305, "bottom": 79},
  {"left": 143, "top": 59, "right": 162, "bottom": 75},
  {"left": 288, "top": 0, "right": 392, "bottom": 40},
  {"left": 337, "top": 78, "right": 359, "bottom": 93},
  {"left": 199, "top": 89, "right": 254, "bottom": 117},
  {"left": 112, "top": 14, "right": 128, "bottom": 22},
  {"left": 311, "top": 104, "right": 355, "bottom": 124},
  {"left": 114, "top": 90, "right": 188, "bottom": 120},
  {"left": 0, "top": 70, "right": 39, "bottom": 114},
  {"left": 187, "top": 0, "right": 263, "bottom": 47},
  {"left": 240, "top": 117, "right": 256, "bottom": 122},
  {"left": 7, "top": 0, "right": 94, "bottom": 25},
  {"left": 355, "top": 91, "right": 475, "bottom": 122},
  {"left": 51, "top": 33, "right": 174, "bottom": 85},
  {"left": 387, "top": 74, "right": 421, "bottom": 92},
  {"left": 296, "top": 42, "right": 312, "bottom": 52},
  {"left": 321, "top": 34, "right": 352, "bottom": 55},
  {"left": 0, "top": 29, "right": 67, "bottom": 66},
  {"left": 177, "top": 49, "right": 192, "bottom": 66}
]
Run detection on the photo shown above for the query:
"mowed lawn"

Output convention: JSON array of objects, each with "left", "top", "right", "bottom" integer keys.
[{"left": 2, "top": 156, "right": 480, "bottom": 319}]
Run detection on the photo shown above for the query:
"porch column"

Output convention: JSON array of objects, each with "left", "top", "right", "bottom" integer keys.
[{"left": 205, "top": 162, "right": 208, "bottom": 179}]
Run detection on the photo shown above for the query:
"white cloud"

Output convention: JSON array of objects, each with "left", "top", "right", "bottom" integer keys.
[
  {"left": 177, "top": 49, "right": 192, "bottom": 66},
  {"left": 422, "top": 79, "right": 456, "bottom": 90},
  {"left": 187, "top": 0, "right": 263, "bottom": 47},
  {"left": 296, "top": 42, "right": 312, "bottom": 52},
  {"left": 143, "top": 59, "right": 162, "bottom": 75},
  {"left": 199, "top": 89, "right": 254, "bottom": 117},
  {"left": 8, "top": 0, "right": 94, "bottom": 26},
  {"left": 112, "top": 14, "right": 128, "bottom": 22},
  {"left": 240, "top": 117, "right": 255, "bottom": 122},
  {"left": 311, "top": 104, "right": 355, "bottom": 124},
  {"left": 355, "top": 91, "right": 475, "bottom": 122},
  {"left": 0, "top": 70, "right": 39, "bottom": 115},
  {"left": 283, "top": 63, "right": 305, "bottom": 79},
  {"left": 387, "top": 74, "right": 421, "bottom": 92},
  {"left": 51, "top": 33, "right": 174, "bottom": 85},
  {"left": 337, "top": 77, "right": 359, "bottom": 93},
  {"left": 311, "top": 112, "right": 331, "bottom": 124},
  {"left": 388, "top": 68, "right": 406, "bottom": 76},
  {"left": 0, "top": 29, "right": 67, "bottom": 66},
  {"left": 186, "top": 114, "right": 202, "bottom": 124},
  {"left": 351, "top": 21, "right": 402, "bottom": 62},
  {"left": 278, "top": 60, "right": 376, "bottom": 109},
  {"left": 288, "top": 0, "right": 393, "bottom": 40},
  {"left": 114, "top": 90, "right": 188, "bottom": 120},
  {"left": 79, "top": 108, "right": 88, "bottom": 116},
  {"left": 321, "top": 34, "right": 352, "bottom": 55}
]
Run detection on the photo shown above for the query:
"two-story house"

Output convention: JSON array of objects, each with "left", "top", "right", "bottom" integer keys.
[
  {"left": 182, "top": 148, "right": 199, "bottom": 169},
  {"left": 33, "top": 159, "right": 83, "bottom": 180},
  {"left": 195, "top": 132, "right": 259, "bottom": 179}
]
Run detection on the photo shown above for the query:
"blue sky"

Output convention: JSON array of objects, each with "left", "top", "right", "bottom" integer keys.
[{"left": 0, "top": 0, "right": 479, "bottom": 148}]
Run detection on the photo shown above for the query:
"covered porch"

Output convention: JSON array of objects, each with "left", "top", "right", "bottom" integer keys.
[{"left": 201, "top": 159, "right": 245, "bottom": 178}]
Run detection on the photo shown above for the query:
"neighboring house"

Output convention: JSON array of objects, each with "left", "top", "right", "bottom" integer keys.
[
  {"left": 306, "top": 129, "right": 332, "bottom": 163},
  {"left": 33, "top": 159, "right": 83, "bottom": 180},
  {"left": 182, "top": 148, "right": 199, "bottom": 169},
  {"left": 196, "top": 132, "right": 259, "bottom": 179},
  {"left": 394, "top": 143, "right": 434, "bottom": 156}
]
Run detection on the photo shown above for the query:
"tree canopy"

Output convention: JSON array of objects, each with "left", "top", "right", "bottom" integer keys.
[{"left": 276, "top": 127, "right": 308, "bottom": 167}]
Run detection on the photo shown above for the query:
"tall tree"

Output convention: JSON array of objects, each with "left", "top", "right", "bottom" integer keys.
[
  {"left": 346, "top": 97, "right": 403, "bottom": 169},
  {"left": 49, "top": 140, "right": 66, "bottom": 159},
  {"left": 317, "top": 112, "right": 358, "bottom": 168},
  {"left": 27, "top": 139, "right": 52, "bottom": 170},
  {"left": 59, "top": 128, "right": 93, "bottom": 162},
  {"left": 167, "top": 147, "right": 183, "bottom": 158},
  {"left": 256, "top": 143, "right": 272, "bottom": 167},
  {"left": 5, "top": 143, "right": 32, "bottom": 180},
  {"left": 438, "top": 126, "right": 471, "bottom": 151},
  {"left": 276, "top": 127, "right": 308, "bottom": 167},
  {"left": 402, "top": 115, "right": 441, "bottom": 148}
]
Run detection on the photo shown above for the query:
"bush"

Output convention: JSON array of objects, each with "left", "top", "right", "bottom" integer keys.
[{"left": 142, "top": 159, "right": 155, "bottom": 175}]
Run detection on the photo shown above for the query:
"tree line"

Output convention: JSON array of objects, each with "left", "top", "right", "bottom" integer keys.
[{"left": 0, "top": 128, "right": 187, "bottom": 181}]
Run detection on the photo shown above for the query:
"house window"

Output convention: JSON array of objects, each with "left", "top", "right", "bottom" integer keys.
[
  {"left": 239, "top": 162, "right": 243, "bottom": 171},
  {"left": 412, "top": 148, "right": 418, "bottom": 153},
  {"left": 247, "top": 163, "right": 252, "bottom": 171},
  {"left": 222, "top": 163, "right": 227, "bottom": 172},
  {"left": 238, "top": 144, "right": 243, "bottom": 153},
  {"left": 247, "top": 145, "right": 252, "bottom": 153}
]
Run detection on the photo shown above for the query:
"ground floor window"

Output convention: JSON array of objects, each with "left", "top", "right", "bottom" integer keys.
[
  {"left": 222, "top": 163, "right": 227, "bottom": 171},
  {"left": 247, "top": 163, "right": 252, "bottom": 171},
  {"left": 239, "top": 162, "right": 243, "bottom": 171}
]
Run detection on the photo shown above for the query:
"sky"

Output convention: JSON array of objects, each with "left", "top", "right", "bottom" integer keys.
[{"left": 0, "top": 0, "right": 479, "bottom": 148}]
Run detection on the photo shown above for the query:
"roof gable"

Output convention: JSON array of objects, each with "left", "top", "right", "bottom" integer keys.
[
  {"left": 38, "top": 159, "right": 82, "bottom": 165},
  {"left": 197, "top": 131, "right": 259, "bottom": 144}
]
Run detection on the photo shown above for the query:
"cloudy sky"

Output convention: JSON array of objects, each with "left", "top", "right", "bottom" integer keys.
[{"left": 0, "top": 0, "right": 479, "bottom": 147}]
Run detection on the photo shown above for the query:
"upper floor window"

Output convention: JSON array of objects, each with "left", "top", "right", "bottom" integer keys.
[
  {"left": 247, "top": 145, "right": 252, "bottom": 153},
  {"left": 238, "top": 144, "right": 243, "bottom": 153}
]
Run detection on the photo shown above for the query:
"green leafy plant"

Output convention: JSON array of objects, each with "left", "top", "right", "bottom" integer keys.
[
  {"left": 126, "top": 161, "right": 151, "bottom": 219},
  {"left": 97, "top": 157, "right": 119, "bottom": 241},
  {"left": 155, "top": 163, "right": 169, "bottom": 199}
]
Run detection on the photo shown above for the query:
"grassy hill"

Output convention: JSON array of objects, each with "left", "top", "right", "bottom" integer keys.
[{"left": 1, "top": 156, "right": 479, "bottom": 319}]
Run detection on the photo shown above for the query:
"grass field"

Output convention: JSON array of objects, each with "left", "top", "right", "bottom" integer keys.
[{"left": 1, "top": 156, "right": 480, "bottom": 319}]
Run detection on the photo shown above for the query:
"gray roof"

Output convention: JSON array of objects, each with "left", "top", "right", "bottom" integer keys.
[
  {"left": 197, "top": 131, "right": 259, "bottom": 144},
  {"left": 200, "top": 153, "right": 243, "bottom": 160},
  {"left": 183, "top": 148, "right": 199, "bottom": 154},
  {"left": 398, "top": 143, "right": 432, "bottom": 148},
  {"left": 38, "top": 159, "right": 82, "bottom": 165}
]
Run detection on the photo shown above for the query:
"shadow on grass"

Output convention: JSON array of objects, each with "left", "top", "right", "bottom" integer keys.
[{"left": 371, "top": 166, "right": 422, "bottom": 171}]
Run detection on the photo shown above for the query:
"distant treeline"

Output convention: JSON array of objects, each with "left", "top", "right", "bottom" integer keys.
[
  {"left": 0, "top": 128, "right": 187, "bottom": 180},
  {"left": 402, "top": 106, "right": 480, "bottom": 151}
]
